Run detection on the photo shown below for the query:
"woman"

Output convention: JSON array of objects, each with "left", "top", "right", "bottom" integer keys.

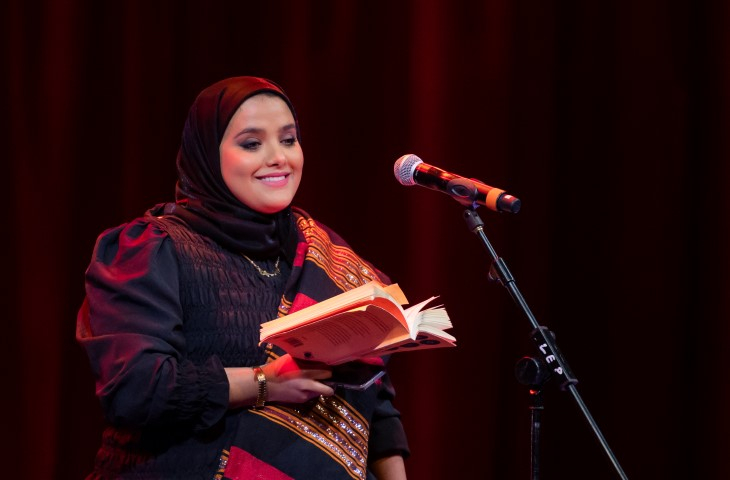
[{"left": 77, "top": 76, "right": 409, "bottom": 479}]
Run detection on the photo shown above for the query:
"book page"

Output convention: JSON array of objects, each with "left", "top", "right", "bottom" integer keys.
[
  {"left": 263, "top": 305, "right": 411, "bottom": 365},
  {"left": 403, "top": 295, "right": 439, "bottom": 334},
  {"left": 370, "top": 304, "right": 456, "bottom": 356},
  {"left": 371, "top": 326, "right": 457, "bottom": 357},
  {"left": 383, "top": 283, "right": 408, "bottom": 304},
  {"left": 417, "top": 308, "right": 453, "bottom": 332},
  {"left": 260, "top": 281, "right": 405, "bottom": 338}
]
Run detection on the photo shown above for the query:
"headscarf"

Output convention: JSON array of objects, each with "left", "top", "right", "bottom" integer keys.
[{"left": 169, "top": 76, "right": 300, "bottom": 259}]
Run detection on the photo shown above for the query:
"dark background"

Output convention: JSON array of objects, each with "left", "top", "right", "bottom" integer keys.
[{"left": 3, "top": 1, "right": 728, "bottom": 478}]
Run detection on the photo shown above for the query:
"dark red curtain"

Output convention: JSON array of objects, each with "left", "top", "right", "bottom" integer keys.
[{"left": 4, "top": 1, "right": 728, "bottom": 478}]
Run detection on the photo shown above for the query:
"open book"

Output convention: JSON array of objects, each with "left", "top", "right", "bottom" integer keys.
[{"left": 259, "top": 280, "right": 456, "bottom": 365}]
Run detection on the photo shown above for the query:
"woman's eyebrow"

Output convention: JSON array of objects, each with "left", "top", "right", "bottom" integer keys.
[
  {"left": 233, "top": 124, "right": 296, "bottom": 138},
  {"left": 233, "top": 127, "right": 263, "bottom": 138}
]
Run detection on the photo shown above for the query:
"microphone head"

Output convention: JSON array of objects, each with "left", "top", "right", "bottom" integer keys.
[{"left": 393, "top": 154, "right": 423, "bottom": 186}]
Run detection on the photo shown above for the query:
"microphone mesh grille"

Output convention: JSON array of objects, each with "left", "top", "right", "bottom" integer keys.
[{"left": 393, "top": 154, "right": 423, "bottom": 186}]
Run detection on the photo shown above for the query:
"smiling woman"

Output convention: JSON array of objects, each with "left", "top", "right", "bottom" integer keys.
[
  {"left": 219, "top": 93, "right": 303, "bottom": 215},
  {"left": 75, "top": 77, "right": 409, "bottom": 479}
]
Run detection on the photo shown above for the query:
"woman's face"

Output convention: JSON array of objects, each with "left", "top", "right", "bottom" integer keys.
[{"left": 220, "top": 94, "right": 303, "bottom": 214}]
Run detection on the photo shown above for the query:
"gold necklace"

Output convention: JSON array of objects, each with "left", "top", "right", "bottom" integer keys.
[{"left": 242, "top": 255, "right": 281, "bottom": 277}]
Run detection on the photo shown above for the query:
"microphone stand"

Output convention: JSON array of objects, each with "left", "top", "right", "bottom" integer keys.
[
  {"left": 462, "top": 207, "right": 629, "bottom": 480},
  {"left": 515, "top": 356, "right": 550, "bottom": 480}
]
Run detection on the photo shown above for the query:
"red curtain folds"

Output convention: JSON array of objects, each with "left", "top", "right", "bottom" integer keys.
[{"left": 3, "top": 1, "right": 729, "bottom": 478}]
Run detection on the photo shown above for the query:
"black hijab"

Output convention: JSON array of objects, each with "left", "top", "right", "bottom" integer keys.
[{"left": 169, "top": 76, "right": 300, "bottom": 259}]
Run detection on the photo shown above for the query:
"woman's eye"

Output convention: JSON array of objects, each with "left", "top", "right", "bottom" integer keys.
[
  {"left": 241, "top": 140, "right": 261, "bottom": 151},
  {"left": 281, "top": 136, "right": 297, "bottom": 146}
]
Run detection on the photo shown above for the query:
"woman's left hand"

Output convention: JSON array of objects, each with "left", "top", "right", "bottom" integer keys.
[{"left": 262, "top": 354, "right": 335, "bottom": 404}]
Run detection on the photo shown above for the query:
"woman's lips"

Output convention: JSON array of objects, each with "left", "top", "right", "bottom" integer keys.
[{"left": 257, "top": 173, "right": 290, "bottom": 187}]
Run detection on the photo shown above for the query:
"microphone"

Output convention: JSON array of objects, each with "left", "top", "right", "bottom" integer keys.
[{"left": 393, "top": 154, "right": 521, "bottom": 213}]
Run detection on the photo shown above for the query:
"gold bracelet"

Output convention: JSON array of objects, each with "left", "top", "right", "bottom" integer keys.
[{"left": 252, "top": 366, "right": 267, "bottom": 410}]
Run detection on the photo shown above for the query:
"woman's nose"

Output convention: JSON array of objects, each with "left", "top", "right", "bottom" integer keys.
[{"left": 266, "top": 144, "right": 287, "bottom": 166}]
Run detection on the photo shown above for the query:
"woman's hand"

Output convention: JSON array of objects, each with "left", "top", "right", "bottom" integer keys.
[
  {"left": 225, "top": 354, "right": 334, "bottom": 408},
  {"left": 263, "top": 354, "right": 335, "bottom": 404}
]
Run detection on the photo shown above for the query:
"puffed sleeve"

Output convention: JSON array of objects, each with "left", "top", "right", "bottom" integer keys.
[{"left": 76, "top": 218, "right": 229, "bottom": 431}]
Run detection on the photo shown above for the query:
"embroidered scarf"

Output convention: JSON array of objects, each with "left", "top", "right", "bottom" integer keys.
[{"left": 217, "top": 207, "right": 391, "bottom": 480}]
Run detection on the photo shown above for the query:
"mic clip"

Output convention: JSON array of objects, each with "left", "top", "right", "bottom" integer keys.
[{"left": 446, "top": 177, "right": 481, "bottom": 209}]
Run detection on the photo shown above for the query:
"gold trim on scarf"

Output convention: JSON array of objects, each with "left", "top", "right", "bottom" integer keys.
[
  {"left": 253, "top": 396, "right": 370, "bottom": 480},
  {"left": 277, "top": 296, "right": 293, "bottom": 317},
  {"left": 296, "top": 216, "right": 381, "bottom": 291},
  {"left": 253, "top": 214, "right": 387, "bottom": 479}
]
